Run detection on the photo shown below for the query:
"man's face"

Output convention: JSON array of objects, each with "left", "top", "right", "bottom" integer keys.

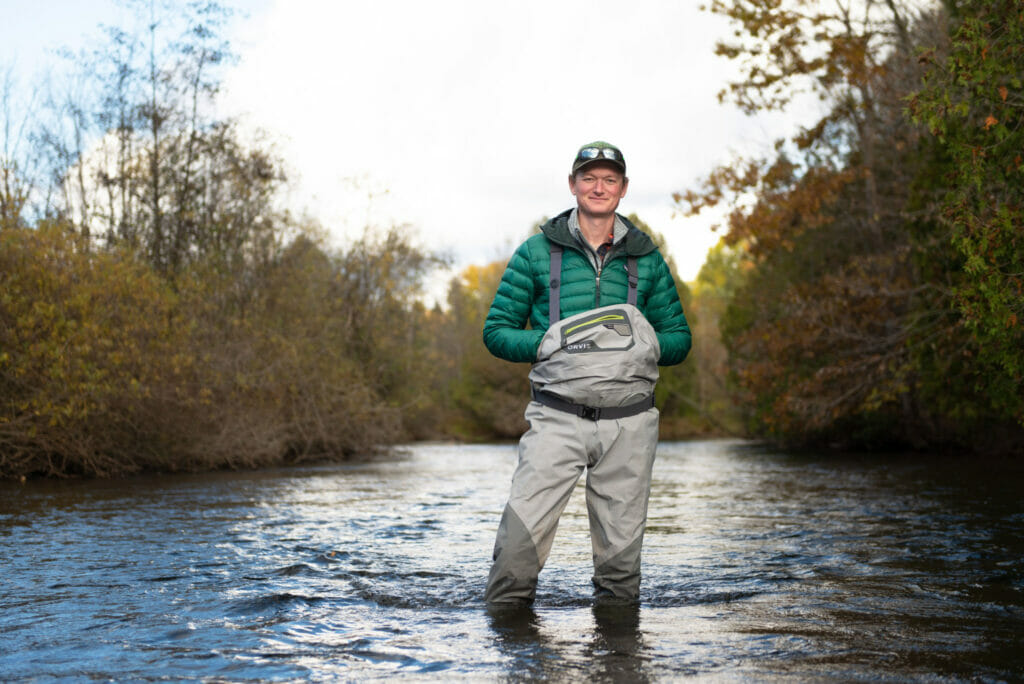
[{"left": 569, "top": 162, "right": 628, "bottom": 217}]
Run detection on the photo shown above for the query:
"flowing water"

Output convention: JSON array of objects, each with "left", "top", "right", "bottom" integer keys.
[{"left": 1, "top": 440, "right": 1022, "bottom": 681}]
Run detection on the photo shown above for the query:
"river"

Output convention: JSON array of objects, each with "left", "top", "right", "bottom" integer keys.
[{"left": 1, "top": 440, "right": 1022, "bottom": 681}]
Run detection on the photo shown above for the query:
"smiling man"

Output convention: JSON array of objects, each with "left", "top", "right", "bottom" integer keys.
[{"left": 482, "top": 141, "right": 692, "bottom": 605}]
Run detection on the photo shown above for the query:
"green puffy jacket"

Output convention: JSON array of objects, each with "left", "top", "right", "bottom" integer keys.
[{"left": 483, "top": 210, "right": 692, "bottom": 366}]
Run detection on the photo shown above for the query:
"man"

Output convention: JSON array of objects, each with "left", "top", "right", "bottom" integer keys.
[{"left": 482, "top": 141, "right": 692, "bottom": 605}]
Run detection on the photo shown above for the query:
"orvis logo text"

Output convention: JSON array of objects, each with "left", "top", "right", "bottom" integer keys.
[{"left": 565, "top": 340, "right": 596, "bottom": 353}]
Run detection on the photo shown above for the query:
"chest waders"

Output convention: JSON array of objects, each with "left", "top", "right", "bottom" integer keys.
[
  {"left": 530, "top": 244, "right": 659, "bottom": 416},
  {"left": 485, "top": 241, "right": 661, "bottom": 606}
]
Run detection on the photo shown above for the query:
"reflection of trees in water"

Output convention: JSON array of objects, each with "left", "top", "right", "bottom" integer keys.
[{"left": 486, "top": 603, "right": 650, "bottom": 682}]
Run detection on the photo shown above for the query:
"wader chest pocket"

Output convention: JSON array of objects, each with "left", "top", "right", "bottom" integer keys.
[
  {"left": 531, "top": 303, "right": 660, "bottom": 408},
  {"left": 560, "top": 308, "right": 635, "bottom": 353}
]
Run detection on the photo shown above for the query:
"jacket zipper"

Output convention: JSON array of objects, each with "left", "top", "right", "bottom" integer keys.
[
  {"left": 564, "top": 240, "right": 621, "bottom": 308},
  {"left": 593, "top": 247, "right": 625, "bottom": 308},
  {"left": 595, "top": 243, "right": 624, "bottom": 307}
]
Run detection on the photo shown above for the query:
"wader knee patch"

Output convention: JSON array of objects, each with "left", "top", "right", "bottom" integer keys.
[
  {"left": 592, "top": 535, "right": 645, "bottom": 600},
  {"left": 486, "top": 505, "right": 542, "bottom": 604}
]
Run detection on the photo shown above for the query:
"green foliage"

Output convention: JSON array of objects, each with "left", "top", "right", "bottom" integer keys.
[
  {"left": 0, "top": 223, "right": 187, "bottom": 475},
  {"left": 678, "top": 1, "right": 1024, "bottom": 454},
  {"left": 443, "top": 260, "right": 530, "bottom": 440},
  {"left": 910, "top": 0, "right": 1024, "bottom": 424},
  {"left": 0, "top": 222, "right": 446, "bottom": 478},
  {"left": 688, "top": 241, "right": 747, "bottom": 436},
  {"left": 0, "top": 2, "right": 457, "bottom": 479}
]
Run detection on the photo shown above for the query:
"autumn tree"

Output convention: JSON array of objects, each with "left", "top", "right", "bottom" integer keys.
[
  {"left": 32, "top": 0, "right": 284, "bottom": 278},
  {"left": 0, "top": 222, "right": 192, "bottom": 476},
  {"left": 0, "top": 4, "right": 457, "bottom": 478},
  {"left": 910, "top": 0, "right": 1024, "bottom": 428},
  {"left": 443, "top": 260, "right": 531, "bottom": 439},
  {"left": 327, "top": 226, "right": 450, "bottom": 433},
  {"left": 676, "top": 1, "right": 984, "bottom": 449},
  {"left": 689, "top": 240, "right": 746, "bottom": 436}
]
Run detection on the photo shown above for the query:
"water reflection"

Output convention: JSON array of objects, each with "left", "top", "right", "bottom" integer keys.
[
  {"left": 587, "top": 603, "right": 648, "bottom": 682},
  {"left": 487, "top": 602, "right": 649, "bottom": 682},
  {"left": 487, "top": 606, "right": 553, "bottom": 679}
]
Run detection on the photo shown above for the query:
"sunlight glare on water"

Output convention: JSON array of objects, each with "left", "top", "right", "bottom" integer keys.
[{"left": 1, "top": 440, "right": 1022, "bottom": 681}]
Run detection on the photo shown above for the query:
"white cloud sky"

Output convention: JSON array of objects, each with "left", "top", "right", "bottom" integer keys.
[
  {"left": 221, "top": 0, "right": 809, "bottom": 283},
  {"left": 4, "top": 0, "right": 813, "bottom": 284}
]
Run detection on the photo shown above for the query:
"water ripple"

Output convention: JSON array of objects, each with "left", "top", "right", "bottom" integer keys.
[{"left": 1, "top": 441, "right": 1022, "bottom": 681}]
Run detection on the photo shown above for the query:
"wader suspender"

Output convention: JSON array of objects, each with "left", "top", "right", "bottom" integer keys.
[
  {"left": 548, "top": 243, "right": 638, "bottom": 325},
  {"left": 537, "top": 242, "right": 654, "bottom": 420}
]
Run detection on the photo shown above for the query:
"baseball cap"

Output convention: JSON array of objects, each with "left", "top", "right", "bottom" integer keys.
[{"left": 572, "top": 141, "right": 626, "bottom": 175}]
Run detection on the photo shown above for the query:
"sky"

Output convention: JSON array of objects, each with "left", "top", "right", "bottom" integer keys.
[{"left": 2, "top": 0, "right": 810, "bottom": 286}]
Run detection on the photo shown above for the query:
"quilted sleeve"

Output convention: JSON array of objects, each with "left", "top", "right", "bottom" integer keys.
[
  {"left": 644, "top": 253, "right": 692, "bottom": 366},
  {"left": 482, "top": 240, "right": 545, "bottom": 363}
]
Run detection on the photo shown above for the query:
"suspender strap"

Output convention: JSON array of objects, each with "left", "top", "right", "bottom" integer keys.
[
  {"left": 548, "top": 243, "right": 563, "bottom": 325},
  {"left": 626, "top": 256, "right": 639, "bottom": 306},
  {"left": 531, "top": 385, "right": 655, "bottom": 421},
  {"left": 548, "top": 243, "right": 639, "bottom": 324}
]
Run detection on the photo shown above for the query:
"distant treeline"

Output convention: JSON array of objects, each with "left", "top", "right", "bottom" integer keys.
[
  {"left": 680, "top": 0, "right": 1023, "bottom": 454},
  {"left": 0, "top": 1, "right": 705, "bottom": 478},
  {"left": 3, "top": 1, "right": 1020, "bottom": 478}
]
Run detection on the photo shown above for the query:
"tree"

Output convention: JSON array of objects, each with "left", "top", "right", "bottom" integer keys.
[
  {"left": 689, "top": 240, "right": 746, "bottom": 436},
  {"left": 0, "top": 222, "right": 191, "bottom": 476},
  {"left": 675, "top": 1, "right": 987, "bottom": 449},
  {"left": 910, "top": 0, "right": 1024, "bottom": 426},
  {"left": 444, "top": 260, "right": 531, "bottom": 439},
  {"left": 1, "top": 66, "right": 36, "bottom": 231},
  {"left": 0, "top": 4, "right": 462, "bottom": 477},
  {"left": 32, "top": 0, "right": 284, "bottom": 278},
  {"left": 682, "top": 0, "right": 933, "bottom": 252}
]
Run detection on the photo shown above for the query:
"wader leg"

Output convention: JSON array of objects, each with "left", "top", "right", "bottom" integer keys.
[
  {"left": 485, "top": 403, "right": 586, "bottom": 605},
  {"left": 585, "top": 409, "right": 659, "bottom": 601}
]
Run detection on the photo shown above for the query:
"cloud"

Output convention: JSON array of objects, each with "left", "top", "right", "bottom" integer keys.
[{"left": 221, "top": 0, "right": 807, "bottom": 282}]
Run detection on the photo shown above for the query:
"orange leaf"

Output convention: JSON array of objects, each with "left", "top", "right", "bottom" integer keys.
[
  {"left": 999, "top": 86, "right": 1009, "bottom": 101},
  {"left": 984, "top": 115, "right": 999, "bottom": 130}
]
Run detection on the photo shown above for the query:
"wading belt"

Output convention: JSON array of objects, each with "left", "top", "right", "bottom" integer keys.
[
  {"left": 531, "top": 385, "right": 656, "bottom": 421},
  {"left": 548, "top": 243, "right": 638, "bottom": 325}
]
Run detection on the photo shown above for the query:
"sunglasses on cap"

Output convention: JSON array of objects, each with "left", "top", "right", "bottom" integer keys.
[{"left": 576, "top": 147, "right": 623, "bottom": 162}]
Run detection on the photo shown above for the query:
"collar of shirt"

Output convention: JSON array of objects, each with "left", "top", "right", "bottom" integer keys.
[{"left": 565, "top": 206, "right": 626, "bottom": 266}]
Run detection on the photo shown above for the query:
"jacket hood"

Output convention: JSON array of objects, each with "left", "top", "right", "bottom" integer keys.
[{"left": 540, "top": 209, "right": 658, "bottom": 257}]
